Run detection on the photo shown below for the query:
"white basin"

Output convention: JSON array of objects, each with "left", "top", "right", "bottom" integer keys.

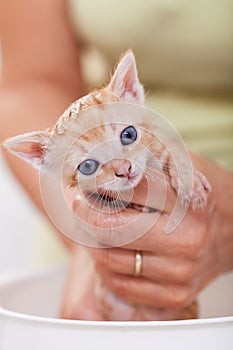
[{"left": 0, "top": 265, "right": 232, "bottom": 350}]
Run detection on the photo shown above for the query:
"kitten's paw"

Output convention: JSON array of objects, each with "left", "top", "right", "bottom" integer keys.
[
  {"left": 172, "top": 177, "right": 192, "bottom": 208},
  {"left": 191, "top": 170, "right": 211, "bottom": 210},
  {"left": 169, "top": 167, "right": 211, "bottom": 210},
  {"left": 182, "top": 194, "right": 192, "bottom": 208}
]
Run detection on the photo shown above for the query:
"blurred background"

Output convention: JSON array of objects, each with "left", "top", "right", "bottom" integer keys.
[
  {"left": 0, "top": 150, "right": 68, "bottom": 271},
  {"left": 0, "top": 39, "right": 68, "bottom": 269},
  {"left": 0, "top": 0, "right": 232, "bottom": 272}
]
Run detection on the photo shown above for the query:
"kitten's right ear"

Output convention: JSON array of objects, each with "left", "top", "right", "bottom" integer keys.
[
  {"left": 2, "top": 130, "right": 51, "bottom": 170},
  {"left": 108, "top": 50, "right": 144, "bottom": 105}
]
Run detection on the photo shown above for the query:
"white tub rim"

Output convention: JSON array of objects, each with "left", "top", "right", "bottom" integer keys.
[{"left": 0, "top": 306, "right": 233, "bottom": 329}]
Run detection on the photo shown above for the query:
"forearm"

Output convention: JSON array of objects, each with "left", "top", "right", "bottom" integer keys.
[
  {"left": 212, "top": 164, "right": 233, "bottom": 273},
  {"left": 0, "top": 0, "right": 85, "bottom": 251},
  {"left": 0, "top": 82, "right": 83, "bottom": 249}
]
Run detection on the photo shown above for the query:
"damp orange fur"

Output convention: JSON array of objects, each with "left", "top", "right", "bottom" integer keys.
[{"left": 3, "top": 50, "right": 211, "bottom": 321}]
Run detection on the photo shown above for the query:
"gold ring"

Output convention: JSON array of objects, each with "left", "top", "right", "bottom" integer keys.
[{"left": 134, "top": 251, "right": 143, "bottom": 277}]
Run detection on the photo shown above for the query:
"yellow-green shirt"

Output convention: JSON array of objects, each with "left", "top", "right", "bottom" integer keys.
[{"left": 68, "top": 0, "right": 233, "bottom": 171}]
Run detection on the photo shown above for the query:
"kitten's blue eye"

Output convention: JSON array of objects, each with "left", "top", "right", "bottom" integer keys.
[
  {"left": 120, "top": 126, "right": 137, "bottom": 146},
  {"left": 78, "top": 159, "right": 99, "bottom": 175}
]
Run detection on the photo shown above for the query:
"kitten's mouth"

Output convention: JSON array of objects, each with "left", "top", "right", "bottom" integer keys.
[
  {"left": 126, "top": 171, "right": 144, "bottom": 186},
  {"left": 87, "top": 191, "right": 157, "bottom": 213}
]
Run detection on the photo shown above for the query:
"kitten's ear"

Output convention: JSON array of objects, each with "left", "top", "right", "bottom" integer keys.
[
  {"left": 3, "top": 130, "right": 51, "bottom": 170},
  {"left": 108, "top": 50, "right": 144, "bottom": 105}
]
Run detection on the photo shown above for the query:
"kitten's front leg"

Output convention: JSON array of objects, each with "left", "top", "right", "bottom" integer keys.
[
  {"left": 191, "top": 169, "right": 212, "bottom": 209},
  {"left": 166, "top": 156, "right": 211, "bottom": 210}
]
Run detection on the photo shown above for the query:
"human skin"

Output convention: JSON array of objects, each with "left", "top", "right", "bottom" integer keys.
[
  {"left": 60, "top": 154, "right": 233, "bottom": 320},
  {"left": 1, "top": 0, "right": 233, "bottom": 320},
  {"left": 0, "top": 0, "right": 83, "bottom": 249}
]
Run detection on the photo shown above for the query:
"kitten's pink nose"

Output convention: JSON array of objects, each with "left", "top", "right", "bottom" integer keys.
[{"left": 112, "top": 159, "right": 131, "bottom": 178}]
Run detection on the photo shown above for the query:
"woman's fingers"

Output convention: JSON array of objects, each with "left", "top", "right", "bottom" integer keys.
[
  {"left": 70, "top": 170, "right": 178, "bottom": 248},
  {"left": 90, "top": 248, "right": 196, "bottom": 284},
  {"left": 95, "top": 267, "right": 194, "bottom": 310},
  {"left": 90, "top": 248, "right": 136, "bottom": 276},
  {"left": 95, "top": 276, "right": 198, "bottom": 321},
  {"left": 72, "top": 184, "right": 208, "bottom": 258}
]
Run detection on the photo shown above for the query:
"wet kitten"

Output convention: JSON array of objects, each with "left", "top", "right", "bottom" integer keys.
[
  {"left": 3, "top": 50, "right": 210, "bottom": 210},
  {"left": 3, "top": 50, "right": 210, "bottom": 320}
]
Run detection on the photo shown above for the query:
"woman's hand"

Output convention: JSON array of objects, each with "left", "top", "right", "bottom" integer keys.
[{"left": 61, "top": 153, "right": 233, "bottom": 320}]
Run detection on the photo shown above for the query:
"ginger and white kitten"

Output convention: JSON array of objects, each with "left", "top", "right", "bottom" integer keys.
[
  {"left": 3, "top": 50, "right": 210, "bottom": 209},
  {"left": 3, "top": 50, "right": 211, "bottom": 321}
]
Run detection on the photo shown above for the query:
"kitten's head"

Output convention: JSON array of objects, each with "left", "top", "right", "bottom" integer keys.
[{"left": 3, "top": 50, "right": 154, "bottom": 198}]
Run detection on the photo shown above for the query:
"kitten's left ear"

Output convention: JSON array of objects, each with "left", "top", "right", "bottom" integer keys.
[
  {"left": 2, "top": 130, "right": 51, "bottom": 170},
  {"left": 108, "top": 50, "right": 144, "bottom": 105}
]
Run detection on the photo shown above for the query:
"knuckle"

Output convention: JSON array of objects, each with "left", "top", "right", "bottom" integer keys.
[
  {"left": 174, "top": 262, "right": 195, "bottom": 282},
  {"left": 102, "top": 250, "right": 114, "bottom": 266},
  {"left": 183, "top": 230, "right": 206, "bottom": 257},
  {"left": 110, "top": 276, "right": 130, "bottom": 299},
  {"left": 168, "top": 286, "right": 191, "bottom": 309},
  {"left": 95, "top": 249, "right": 117, "bottom": 268}
]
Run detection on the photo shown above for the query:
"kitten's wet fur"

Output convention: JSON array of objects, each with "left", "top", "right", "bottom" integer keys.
[
  {"left": 3, "top": 50, "right": 210, "bottom": 320},
  {"left": 3, "top": 50, "right": 210, "bottom": 209}
]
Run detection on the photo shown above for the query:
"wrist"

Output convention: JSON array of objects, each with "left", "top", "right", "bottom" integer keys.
[
  {"left": 192, "top": 153, "right": 233, "bottom": 275},
  {"left": 212, "top": 167, "right": 233, "bottom": 274}
]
